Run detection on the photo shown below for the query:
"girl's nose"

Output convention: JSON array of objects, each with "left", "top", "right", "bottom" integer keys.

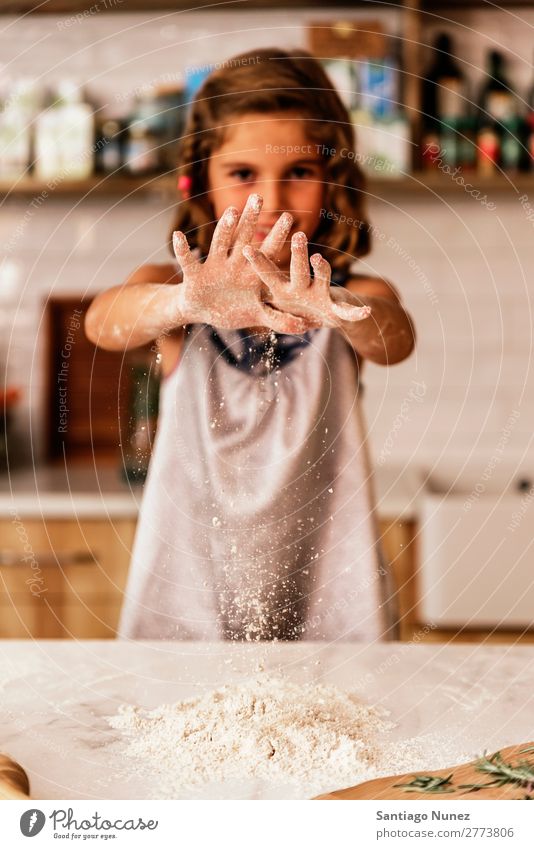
[{"left": 258, "top": 179, "right": 287, "bottom": 215}]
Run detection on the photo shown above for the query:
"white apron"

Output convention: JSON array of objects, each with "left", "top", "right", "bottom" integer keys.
[{"left": 118, "top": 320, "right": 398, "bottom": 642}]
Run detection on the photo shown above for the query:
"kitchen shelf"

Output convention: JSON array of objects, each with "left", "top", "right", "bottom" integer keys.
[
  {"left": 371, "top": 172, "right": 534, "bottom": 195},
  {"left": 0, "top": 0, "right": 402, "bottom": 13},
  {"left": 2, "top": 0, "right": 534, "bottom": 12},
  {"left": 0, "top": 174, "right": 174, "bottom": 198},
  {"left": 2, "top": 172, "right": 534, "bottom": 199}
]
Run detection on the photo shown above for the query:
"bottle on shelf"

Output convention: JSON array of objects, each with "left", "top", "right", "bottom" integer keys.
[
  {"left": 350, "top": 53, "right": 411, "bottom": 178},
  {"left": 95, "top": 116, "right": 126, "bottom": 175},
  {"left": 478, "top": 50, "right": 516, "bottom": 125},
  {"left": 500, "top": 116, "right": 522, "bottom": 174},
  {"left": 124, "top": 88, "right": 161, "bottom": 175},
  {"left": 423, "top": 33, "right": 465, "bottom": 123},
  {"left": 440, "top": 117, "right": 462, "bottom": 169},
  {"left": 0, "top": 78, "right": 40, "bottom": 179},
  {"left": 34, "top": 80, "right": 95, "bottom": 181},
  {"left": 477, "top": 118, "right": 500, "bottom": 176},
  {"left": 151, "top": 81, "right": 186, "bottom": 171},
  {"left": 457, "top": 116, "right": 477, "bottom": 171},
  {"left": 476, "top": 50, "right": 520, "bottom": 175},
  {"left": 421, "top": 32, "right": 466, "bottom": 169}
]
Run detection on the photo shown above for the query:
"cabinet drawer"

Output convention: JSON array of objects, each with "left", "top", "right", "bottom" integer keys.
[
  {"left": 0, "top": 517, "right": 136, "bottom": 638},
  {"left": 0, "top": 598, "right": 64, "bottom": 638},
  {"left": 0, "top": 518, "right": 133, "bottom": 588},
  {"left": 0, "top": 598, "right": 121, "bottom": 639}
]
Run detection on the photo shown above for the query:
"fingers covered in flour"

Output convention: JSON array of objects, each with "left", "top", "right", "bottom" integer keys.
[
  {"left": 232, "top": 193, "right": 263, "bottom": 253},
  {"left": 260, "top": 211, "right": 293, "bottom": 260},
  {"left": 329, "top": 286, "right": 372, "bottom": 322},
  {"left": 172, "top": 231, "right": 198, "bottom": 274},
  {"left": 289, "top": 232, "right": 311, "bottom": 292},
  {"left": 331, "top": 301, "right": 372, "bottom": 321},
  {"left": 211, "top": 206, "right": 239, "bottom": 258},
  {"left": 309, "top": 253, "right": 331, "bottom": 293},
  {"left": 242, "top": 245, "right": 287, "bottom": 298},
  {"left": 258, "top": 304, "right": 310, "bottom": 335}
]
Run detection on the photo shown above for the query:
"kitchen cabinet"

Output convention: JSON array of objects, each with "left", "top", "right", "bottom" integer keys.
[
  {"left": 2, "top": 459, "right": 530, "bottom": 642},
  {"left": 0, "top": 517, "right": 136, "bottom": 638},
  {"left": 2, "top": 512, "right": 531, "bottom": 642},
  {"left": 0, "top": 510, "right": 414, "bottom": 640},
  {"left": 0, "top": 514, "right": 413, "bottom": 640},
  {"left": 379, "top": 517, "right": 418, "bottom": 640}
]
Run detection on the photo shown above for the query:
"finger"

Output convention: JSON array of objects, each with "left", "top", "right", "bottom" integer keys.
[
  {"left": 232, "top": 193, "right": 263, "bottom": 252},
  {"left": 289, "top": 231, "right": 311, "bottom": 292},
  {"left": 172, "top": 231, "right": 197, "bottom": 272},
  {"left": 331, "top": 301, "right": 372, "bottom": 322},
  {"left": 330, "top": 286, "right": 372, "bottom": 321},
  {"left": 210, "top": 206, "right": 239, "bottom": 258},
  {"left": 258, "top": 304, "right": 311, "bottom": 335},
  {"left": 242, "top": 245, "right": 286, "bottom": 294},
  {"left": 309, "top": 253, "right": 331, "bottom": 293},
  {"left": 260, "top": 211, "right": 293, "bottom": 260}
]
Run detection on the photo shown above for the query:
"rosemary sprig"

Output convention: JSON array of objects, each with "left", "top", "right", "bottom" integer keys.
[
  {"left": 393, "top": 774, "right": 456, "bottom": 794},
  {"left": 459, "top": 750, "right": 534, "bottom": 793},
  {"left": 394, "top": 749, "right": 534, "bottom": 797},
  {"left": 520, "top": 746, "right": 534, "bottom": 754}
]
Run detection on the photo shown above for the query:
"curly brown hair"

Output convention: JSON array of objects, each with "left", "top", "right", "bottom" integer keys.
[{"left": 168, "top": 47, "right": 371, "bottom": 273}]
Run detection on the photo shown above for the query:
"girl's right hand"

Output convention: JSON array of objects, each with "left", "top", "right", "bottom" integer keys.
[{"left": 172, "top": 194, "right": 312, "bottom": 334}]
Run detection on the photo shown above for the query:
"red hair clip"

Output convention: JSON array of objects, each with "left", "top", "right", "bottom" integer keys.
[{"left": 177, "top": 174, "right": 192, "bottom": 197}]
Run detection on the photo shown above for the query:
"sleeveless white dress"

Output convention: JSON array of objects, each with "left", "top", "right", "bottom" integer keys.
[{"left": 118, "top": 286, "right": 399, "bottom": 642}]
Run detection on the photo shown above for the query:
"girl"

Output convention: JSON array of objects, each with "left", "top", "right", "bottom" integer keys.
[{"left": 85, "top": 48, "right": 415, "bottom": 642}]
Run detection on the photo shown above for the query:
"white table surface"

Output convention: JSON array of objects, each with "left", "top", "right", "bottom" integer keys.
[{"left": 2, "top": 640, "right": 532, "bottom": 800}]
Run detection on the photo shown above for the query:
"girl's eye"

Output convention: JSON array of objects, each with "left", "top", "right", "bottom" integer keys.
[
  {"left": 289, "top": 166, "right": 314, "bottom": 179},
  {"left": 229, "top": 169, "right": 255, "bottom": 182}
]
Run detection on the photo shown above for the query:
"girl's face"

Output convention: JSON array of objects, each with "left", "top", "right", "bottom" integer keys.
[{"left": 207, "top": 112, "right": 326, "bottom": 269}]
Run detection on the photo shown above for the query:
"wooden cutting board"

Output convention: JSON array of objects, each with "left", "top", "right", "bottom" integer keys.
[
  {"left": 0, "top": 754, "right": 31, "bottom": 800},
  {"left": 315, "top": 740, "right": 534, "bottom": 800}
]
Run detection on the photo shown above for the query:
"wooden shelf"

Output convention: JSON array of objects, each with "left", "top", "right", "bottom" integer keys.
[
  {"left": 2, "top": 172, "right": 534, "bottom": 199},
  {"left": 0, "top": 173, "right": 175, "bottom": 197},
  {"left": 422, "top": 0, "right": 534, "bottom": 7},
  {"left": 0, "top": 0, "right": 404, "bottom": 12},
  {"left": 367, "top": 172, "right": 534, "bottom": 195},
  {"left": 2, "top": 0, "right": 533, "bottom": 12}
]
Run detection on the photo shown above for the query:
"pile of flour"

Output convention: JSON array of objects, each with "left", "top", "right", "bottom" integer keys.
[{"left": 107, "top": 673, "right": 464, "bottom": 797}]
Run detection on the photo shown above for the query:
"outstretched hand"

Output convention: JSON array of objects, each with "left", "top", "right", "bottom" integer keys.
[
  {"left": 242, "top": 231, "right": 372, "bottom": 329},
  {"left": 172, "top": 194, "right": 316, "bottom": 335}
]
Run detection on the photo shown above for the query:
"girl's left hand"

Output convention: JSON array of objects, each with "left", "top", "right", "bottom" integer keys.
[{"left": 243, "top": 231, "right": 372, "bottom": 328}]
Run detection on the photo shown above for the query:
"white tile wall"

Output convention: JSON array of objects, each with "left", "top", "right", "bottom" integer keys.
[
  {"left": 1, "top": 7, "right": 533, "bottom": 475},
  {"left": 0, "top": 7, "right": 402, "bottom": 113},
  {"left": 364, "top": 191, "right": 534, "bottom": 470}
]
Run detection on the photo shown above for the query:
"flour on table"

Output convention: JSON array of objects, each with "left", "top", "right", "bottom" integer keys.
[{"left": 107, "top": 673, "right": 468, "bottom": 798}]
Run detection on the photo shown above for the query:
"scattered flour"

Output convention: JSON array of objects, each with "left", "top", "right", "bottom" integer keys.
[{"left": 107, "top": 673, "right": 467, "bottom": 798}]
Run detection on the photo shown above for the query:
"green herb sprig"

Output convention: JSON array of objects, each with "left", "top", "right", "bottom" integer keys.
[
  {"left": 393, "top": 774, "right": 455, "bottom": 793},
  {"left": 393, "top": 747, "right": 534, "bottom": 797},
  {"left": 459, "top": 750, "right": 534, "bottom": 794}
]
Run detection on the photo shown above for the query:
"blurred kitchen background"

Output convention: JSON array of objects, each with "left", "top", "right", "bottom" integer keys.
[{"left": 1, "top": 0, "right": 534, "bottom": 642}]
